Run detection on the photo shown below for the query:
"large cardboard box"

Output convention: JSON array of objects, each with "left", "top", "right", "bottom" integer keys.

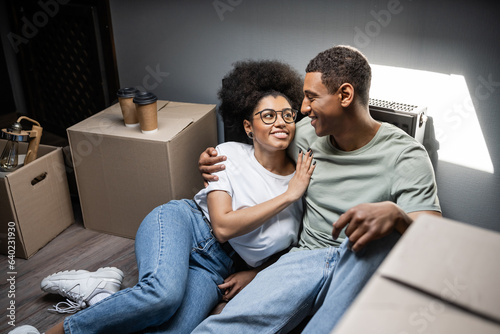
[
  {"left": 332, "top": 215, "right": 500, "bottom": 333},
  {"left": 0, "top": 141, "right": 74, "bottom": 259},
  {"left": 67, "top": 100, "right": 217, "bottom": 239}
]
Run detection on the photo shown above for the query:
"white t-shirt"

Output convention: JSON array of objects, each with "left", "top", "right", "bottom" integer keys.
[{"left": 194, "top": 142, "right": 303, "bottom": 267}]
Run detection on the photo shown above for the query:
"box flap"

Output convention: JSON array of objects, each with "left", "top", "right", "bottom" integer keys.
[
  {"left": 378, "top": 214, "right": 500, "bottom": 323},
  {"left": 333, "top": 275, "right": 500, "bottom": 334},
  {"left": 67, "top": 101, "right": 210, "bottom": 142}
]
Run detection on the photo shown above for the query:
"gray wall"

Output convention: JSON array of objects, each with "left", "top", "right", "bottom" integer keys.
[{"left": 109, "top": 0, "right": 500, "bottom": 232}]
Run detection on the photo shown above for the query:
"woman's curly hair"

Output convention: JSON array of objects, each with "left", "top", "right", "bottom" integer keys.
[{"left": 218, "top": 60, "right": 304, "bottom": 143}]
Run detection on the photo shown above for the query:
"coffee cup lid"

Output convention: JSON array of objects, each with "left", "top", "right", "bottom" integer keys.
[
  {"left": 133, "top": 91, "right": 158, "bottom": 105},
  {"left": 117, "top": 87, "right": 139, "bottom": 98}
]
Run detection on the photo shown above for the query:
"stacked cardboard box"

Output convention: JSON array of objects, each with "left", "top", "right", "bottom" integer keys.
[{"left": 67, "top": 101, "right": 217, "bottom": 238}]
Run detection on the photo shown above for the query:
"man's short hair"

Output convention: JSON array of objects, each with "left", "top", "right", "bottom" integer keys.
[{"left": 306, "top": 45, "right": 371, "bottom": 105}]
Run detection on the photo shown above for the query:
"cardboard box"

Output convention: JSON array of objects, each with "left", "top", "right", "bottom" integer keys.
[
  {"left": 67, "top": 100, "right": 217, "bottom": 239},
  {"left": 0, "top": 141, "right": 74, "bottom": 259},
  {"left": 332, "top": 215, "right": 500, "bottom": 333}
]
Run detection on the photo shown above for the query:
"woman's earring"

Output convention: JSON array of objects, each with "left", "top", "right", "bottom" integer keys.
[{"left": 247, "top": 132, "right": 254, "bottom": 139}]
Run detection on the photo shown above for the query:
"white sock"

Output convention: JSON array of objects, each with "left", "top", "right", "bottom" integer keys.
[{"left": 88, "top": 291, "right": 112, "bottom": 305}]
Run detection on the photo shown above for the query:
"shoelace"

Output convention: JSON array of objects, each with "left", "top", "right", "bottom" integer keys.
[
  {"left": 48, "top": 299, "right": 86, "bottom": 314},
  {"left": 55, "top": 286, "right": 84, "bottom": 300},
  {"left": 48, "top": 287, "right": 86, "bottom": 314}
]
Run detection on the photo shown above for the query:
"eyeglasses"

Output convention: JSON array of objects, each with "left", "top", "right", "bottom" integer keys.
[{"left": 254, "top": 108, "right": 297, "bottom": 124}]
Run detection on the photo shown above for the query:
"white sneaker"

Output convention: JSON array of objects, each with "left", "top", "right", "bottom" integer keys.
[
  {"left": 8, "top": 325, "right": 40, "bottom": 334},
  {"left": 41, "top": 267, "right": 124, "bottom": 313}
]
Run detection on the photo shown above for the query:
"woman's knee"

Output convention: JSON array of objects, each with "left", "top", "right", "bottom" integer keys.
[
  {"left": 136, "top": 201, "right": 189, "bottom": 240},
  {"left": 134, "top": 278, "right": 185, "bottom": 324}
]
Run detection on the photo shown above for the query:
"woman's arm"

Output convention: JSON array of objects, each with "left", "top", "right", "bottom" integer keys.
[{"left": 207, "top": 150, "right": 315, "bottom": 243}]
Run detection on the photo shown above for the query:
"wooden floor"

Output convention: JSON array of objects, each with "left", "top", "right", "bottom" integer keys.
[
  {"left": 1, "top": 113, "right": 139, "bottom": 333},
  {"left": 0, "top": 202, "right": 139, "bottom": 333}
]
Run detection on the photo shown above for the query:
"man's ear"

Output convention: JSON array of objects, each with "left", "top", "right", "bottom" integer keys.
[{"left": 339, "top": 83, "right": 354, "bottom": 107}]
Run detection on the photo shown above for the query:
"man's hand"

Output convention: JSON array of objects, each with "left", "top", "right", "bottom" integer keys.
[
  {"left": 218, "top": 269, "right": 258, "bottom": 301},
  {"left": 332, "top": 201, "right": 411, "bottom": 252},
  {"left": 198, "top": 147, "right": 227, "bottom": 186}
]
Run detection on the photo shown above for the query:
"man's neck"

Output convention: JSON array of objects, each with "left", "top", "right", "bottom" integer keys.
[{"left": 330, "top": 112, "right": 381, "bottom": 152}]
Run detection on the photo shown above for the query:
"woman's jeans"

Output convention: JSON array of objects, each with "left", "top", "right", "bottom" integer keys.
[
  {"left": 192, "top": 231, "right": 400, "bottom": 334},
  {"left": 63, "top": 199, "right": 234, "bottom": 334}
]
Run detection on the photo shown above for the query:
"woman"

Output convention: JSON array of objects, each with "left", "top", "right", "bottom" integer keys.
[{"left": 12, "top": 60, "right": 314, "bottom": 334}]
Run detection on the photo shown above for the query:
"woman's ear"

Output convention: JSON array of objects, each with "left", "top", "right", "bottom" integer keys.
[
  {"left": 243, "top": 119, "right": 253, "bottom": 137},
  {"left": 339, "top": 83, "right": 354, "bottom": 107}
]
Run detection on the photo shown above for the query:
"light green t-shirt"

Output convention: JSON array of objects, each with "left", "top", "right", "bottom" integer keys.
[{"left": 289, "top": 118, "right": 441, "bottom": 250}]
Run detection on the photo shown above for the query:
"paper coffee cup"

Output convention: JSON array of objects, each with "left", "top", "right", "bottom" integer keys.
[
  {"left": 133, "top": 92, "right": 158, "bottom": 134},
  {"left": 117, "top": 87, "right": 140, "bottom": 127}
]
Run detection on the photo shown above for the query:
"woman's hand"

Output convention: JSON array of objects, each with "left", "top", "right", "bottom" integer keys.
[
  {"left": 198, "top": 147, "right": 227, "bottom": 186},
  {"left": 208, "top": 149, "right": 315, "bottom": 243},
  {"left": 218, "top": 269, "right": 258, "bottom": 301},
  {"left": 285, "top": 149, "right": 316, "bottom": 201}
]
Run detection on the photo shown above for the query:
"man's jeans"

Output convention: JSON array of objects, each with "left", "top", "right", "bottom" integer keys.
[
  {"left": 193, "top": 231, "right": 400, "bottom": 334},
  {"left": 64, "top": 199, "right": 233, "bottom": 334}
]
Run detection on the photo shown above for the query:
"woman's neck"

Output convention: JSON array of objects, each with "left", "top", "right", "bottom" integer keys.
[{"left": 253, "top": 146, "right": 295, "bottom": 176}]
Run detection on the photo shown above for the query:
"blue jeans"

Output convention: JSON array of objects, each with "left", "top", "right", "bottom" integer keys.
[
  {"left": 64, "top": 199, "right": 234, "bottom": 334},
  {"left": 192, "top": 231, "right": 400, "bottom": 334}
]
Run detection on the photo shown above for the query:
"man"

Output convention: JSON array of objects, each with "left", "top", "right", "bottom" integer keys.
[{"left": 194, "top": 45, "right": 441, "bottom": 333}]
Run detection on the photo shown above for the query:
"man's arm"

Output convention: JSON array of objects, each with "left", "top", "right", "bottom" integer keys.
[
  {"left": 404, "top": 210, "right": 441, "bottom": 232},
  {"left": 331, "top": 201, "right": 441, "bottom": 252},
  {"left": 198, "top": 147, "right": 227, "bottom": 185}
]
